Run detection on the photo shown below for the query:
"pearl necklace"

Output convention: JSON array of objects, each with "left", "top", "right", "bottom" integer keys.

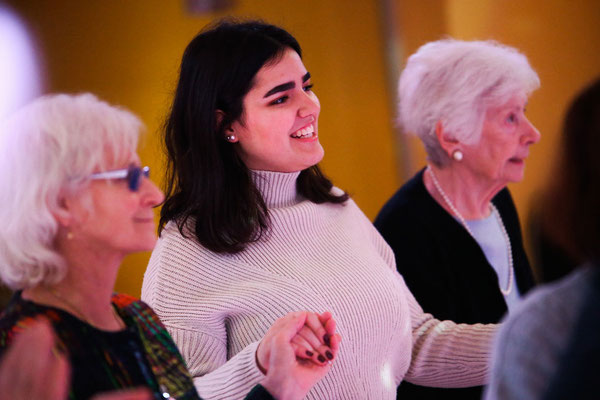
[{"left": 427, "top": 166, "right": 514, "bottom": 295}]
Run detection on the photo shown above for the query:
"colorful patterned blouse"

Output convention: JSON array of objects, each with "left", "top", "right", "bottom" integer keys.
[{"left": 0, "top": 292, "right": 273, "bottom": 400}]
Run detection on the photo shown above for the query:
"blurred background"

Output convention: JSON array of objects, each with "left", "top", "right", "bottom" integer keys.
[{"left": 1, "top": 0, "right": 599, "bottom": 297}]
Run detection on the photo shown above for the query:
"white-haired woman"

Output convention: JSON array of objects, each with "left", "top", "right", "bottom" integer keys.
[
  {"left": 375, "top": 39, "right": 540, "bottom": 400},
  {"left": 0, "top": 93, "right": 339, "bottom": 400}
]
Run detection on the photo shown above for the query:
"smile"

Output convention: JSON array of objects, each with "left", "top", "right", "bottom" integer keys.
[{"left": 290, "top": 124, "right": 315, "bottom": 139}]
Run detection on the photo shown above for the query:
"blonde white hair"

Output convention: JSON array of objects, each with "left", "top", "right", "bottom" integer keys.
[
  {"left": 398, "top": 38, "right": 540, "bottom": 166},
  {"left": 0, "top": 93, "right": 142, "bottom": 289}
]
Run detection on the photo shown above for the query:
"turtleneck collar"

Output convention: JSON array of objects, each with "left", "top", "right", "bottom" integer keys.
[{"left": 251, "top": 170, "right": 302, "bottom": 208}]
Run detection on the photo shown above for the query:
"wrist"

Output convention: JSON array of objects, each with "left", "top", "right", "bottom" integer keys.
[{"left": 260, "top": 375, "right": 295, "bottom": 400}]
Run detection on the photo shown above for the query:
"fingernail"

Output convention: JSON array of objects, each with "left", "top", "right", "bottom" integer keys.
[
  {"left": 325, "top": 350, "right": 333, "bottom": 360},
  {"left": 323, "top": 334, "right": 330, "bottom": 346},
  {"left": 306, "top": 350, "right": 313, "bottom": 357},
  {"left": 318, "top": 354, "right": 326, "bottom": 363}
]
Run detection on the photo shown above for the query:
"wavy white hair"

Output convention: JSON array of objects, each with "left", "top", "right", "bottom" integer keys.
[
  {"left": 398, "top": 38, "right": 540, "bottom": 166},
  {"left": 0, "top": 93, "right": 142, "bottom": 289}
]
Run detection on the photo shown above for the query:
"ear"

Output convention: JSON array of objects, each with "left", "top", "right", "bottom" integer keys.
[
  {"left": 216, "top": 110, "right": 238, "bottom": 143},
  {"left": 435, "top": 120, "right": 460, "bottom": 156},
  {"left": 50, "top": 190, "right": 75, "bottom": 228}
]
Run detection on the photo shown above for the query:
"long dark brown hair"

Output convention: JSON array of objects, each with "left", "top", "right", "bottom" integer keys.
[{"left": 160, "top": 20, "right": 348, "bottom": 253}]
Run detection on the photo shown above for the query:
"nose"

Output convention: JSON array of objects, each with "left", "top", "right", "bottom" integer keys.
[
  {"left": 522, "top": 117, "right": 541, "bottom": 145},
  {"left": 298, "top": 90, "right": 320, "bottom": 119},
  {"left": 140, "top": 176, "right": 165, "bottom": 207}
]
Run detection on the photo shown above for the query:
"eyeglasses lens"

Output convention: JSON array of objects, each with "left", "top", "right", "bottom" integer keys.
[{"left": 127, "top": 166, "right": 150, "bottom": 191}]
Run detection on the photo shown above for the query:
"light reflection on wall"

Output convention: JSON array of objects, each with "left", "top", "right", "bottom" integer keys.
[{"left": 0, "top": 6, "right": 41, "bottom": 120}]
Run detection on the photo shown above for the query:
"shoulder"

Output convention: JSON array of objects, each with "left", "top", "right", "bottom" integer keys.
[
  {"left": 149, "top": 220, "right": 228, "bottom": 272},
  {"left": 112, "top": 293, "right": 167, "bottom": 331},
  {"left": 489, "top": 269, "right": 593, "bottom": 398},
  {"left": 112, "top": 293, "right": 145, "bottom": 310},
  {"left": 497, "top": 268, "right": 592, "bottom": 353},
  {"left": 375, "top": 170, "right": 431, "bottom": 229},
  {"left": 492, "top": 188, "right": 519, "bottom": 221}
]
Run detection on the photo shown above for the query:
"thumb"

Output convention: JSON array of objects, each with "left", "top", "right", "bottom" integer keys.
[{"left": 278, "top": 311, "right": 308, "bottom": 342}]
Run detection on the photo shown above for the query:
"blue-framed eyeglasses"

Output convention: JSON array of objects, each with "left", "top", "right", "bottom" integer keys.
[{"left": 88, "top": 165, "right": 150, "bottom": 192}]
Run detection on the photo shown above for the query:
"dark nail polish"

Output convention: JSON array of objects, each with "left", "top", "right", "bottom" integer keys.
[
  {"left": 325, "top": 350, "right": 333, "bottom": 360},
  {"left": 305, "top": 350, "right": 313, "bottom": 357},
  {"left": 323, "top": 334, "right": 330, "bottom": 346},
  {"left": 318, "top": 354, "right": 326, "bottom": 363}
]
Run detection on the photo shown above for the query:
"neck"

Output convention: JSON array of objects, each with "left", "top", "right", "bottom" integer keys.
[
  {"left": 424, "top": 164, "right": 505, "bottom": 220},
  {"left": 22, "top": 238, "right": 124, "bottom": 331}
]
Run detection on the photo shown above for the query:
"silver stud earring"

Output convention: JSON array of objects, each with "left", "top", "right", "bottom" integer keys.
[
  {"left": 226, "top": 135, "right": 236, "bottom": 142},
  {"left": 452, "top": 149, "right": 463, "bottom": 161}
]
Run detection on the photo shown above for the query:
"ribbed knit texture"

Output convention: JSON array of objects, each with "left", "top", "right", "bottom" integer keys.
[{"left": 142, "top": 170, "right": 495, "bottom": 399}]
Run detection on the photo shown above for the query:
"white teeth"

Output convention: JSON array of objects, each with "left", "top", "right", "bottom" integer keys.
[{"left": 291, "top": 124, "right": 315, "bottom": 138}]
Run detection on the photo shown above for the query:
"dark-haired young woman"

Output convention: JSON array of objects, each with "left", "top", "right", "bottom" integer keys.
[{"left": 142, "top": 20, "right": 495, "bottom": 399}]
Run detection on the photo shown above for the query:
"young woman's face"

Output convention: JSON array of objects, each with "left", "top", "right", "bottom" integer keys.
[
  {"left": 66, "top": 153, "right": 164, "bottom": 258},
  {"left": 230, "top": 48, "right": 324, "bottom": 172}
]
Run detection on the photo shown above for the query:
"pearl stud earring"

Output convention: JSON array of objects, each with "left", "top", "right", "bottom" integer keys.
[{"left": 452, "top": 149, "right": 463, "bottom": 161}]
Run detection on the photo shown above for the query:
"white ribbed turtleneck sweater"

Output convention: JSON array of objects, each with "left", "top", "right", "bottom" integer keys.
[{"left": 142, "top": 170, "right": 495, "bottom": 399}]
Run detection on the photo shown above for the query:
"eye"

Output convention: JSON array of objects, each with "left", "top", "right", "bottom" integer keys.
[
  {"left": 303, "top": 83, "right": 314, "bottom": 92},
  {"left": 269, "top": 95, "right": 289, "bottom": 105},
  {"left": 506, "top": 113, "right": 517, "bottom": 124}
]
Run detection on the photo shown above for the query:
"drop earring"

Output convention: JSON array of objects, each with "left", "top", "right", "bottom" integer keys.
[{"left": 452, "top": 149, "right": 463, "bottom": 161}]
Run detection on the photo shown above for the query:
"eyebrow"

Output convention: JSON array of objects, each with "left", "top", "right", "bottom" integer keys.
[{"left": 263, "top": 72, "right": 311, "bottom": 98}]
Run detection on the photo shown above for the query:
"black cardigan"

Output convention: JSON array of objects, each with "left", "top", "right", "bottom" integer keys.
[{"left": 374, "top": 169, "right": 535, "bottom": 400}]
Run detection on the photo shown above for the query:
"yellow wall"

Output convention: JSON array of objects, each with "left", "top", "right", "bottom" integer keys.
[
  {"left": 7, "top": 0, "right": 397, "bottom": 296},
  {"left": 6, "top": 0, "right": 600, "bottom": 294}
]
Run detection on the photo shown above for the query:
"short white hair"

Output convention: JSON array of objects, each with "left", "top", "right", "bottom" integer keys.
[
  {"left": 0, "top": 93, "right": 142, "bottom": 289},
  {"left": 398, "top": 38, "right": 540, "bottom": 166}
]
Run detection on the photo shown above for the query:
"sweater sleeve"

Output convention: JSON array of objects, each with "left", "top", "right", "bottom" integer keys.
[
  {"left": 142, "top": 234, "right": 265, "bottom": 400},
  {"left": 366, "top": 197, "right": 497, "bottom": 387},
  {"left": 403, "top": 283, "right": 497, "bottom": 387},
  {"left": 169, "top": 327, "right": 264, "bottom": 399}
]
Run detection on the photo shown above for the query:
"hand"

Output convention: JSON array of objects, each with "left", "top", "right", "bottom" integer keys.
[
  {"left": 291, "top": 311, "right": 338, "bottom": 365},
  {"left": 258, "top": 311, "right": 341, "bottom": 400},
  {"left": 0, "top": 318, "right": 70, "bottom": 400}
]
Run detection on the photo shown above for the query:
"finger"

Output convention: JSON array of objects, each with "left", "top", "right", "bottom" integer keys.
[
  {"left": 323, "top": 314, "right": 337, "bottom": 344},
  {"left": 304, "top": 312, "right": 328, "bottom": 345},
  {"left": 297, "top": 327, "right": 332, "bottom": 364},
  {"left": 291, "top": 338, "right": 327, "bottom": 366},
  {"left": 317, "top": 311, "right": 332, "bottom": 325},
  {"left": 291, "top": 334, "right": 316, "bottom": 358},
  {"left": 280, "top": 311, "right": 309, "bottom": 341},
  {"left": 327, "top": 333, "right": 342, "bottom": 362},
  {"left": 291, "top": 342, "right": 316, "bottom": 361}
]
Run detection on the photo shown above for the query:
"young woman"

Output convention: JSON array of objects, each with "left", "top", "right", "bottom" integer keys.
[{"left": 143, "top": 20, "right": 495, "bottom": 399}]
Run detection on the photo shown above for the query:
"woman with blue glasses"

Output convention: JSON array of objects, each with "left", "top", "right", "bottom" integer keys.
[{"left": 0, "top": 93, "right": 339, "bottom": 400}]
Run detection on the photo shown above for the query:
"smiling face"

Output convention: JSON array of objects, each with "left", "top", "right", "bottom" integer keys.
[
  {"left": 65, "top": 153, "right": 165, "bottom": 258},
  {"left": 229, "top": 48, "right": 323, "bottom": 172},
  {"left": 461, "top": 92, "right": 540, "bottom": 186}
]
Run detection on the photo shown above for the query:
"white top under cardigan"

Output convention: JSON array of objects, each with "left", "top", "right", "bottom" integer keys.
[{"left": 142, "top": 170, "right": 495, "bottom": 400}]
